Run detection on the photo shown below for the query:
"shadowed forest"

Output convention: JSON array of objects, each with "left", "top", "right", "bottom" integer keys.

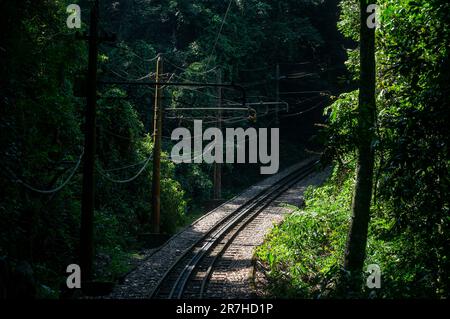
[{"left": 0, "top": 0, "right": 449, "bottom": 300}]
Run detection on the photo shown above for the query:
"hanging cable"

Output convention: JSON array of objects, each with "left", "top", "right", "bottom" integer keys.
[
  {"left": 105, "top": 42, "right": 162, "bottom": 63},
  {"left": 285, "top": 95, "right": 325, "bottom": 108},
  {"left": 169, "top": 74, "right": 238, "bottom": 105},
  {"left": 160, "top": 72, "right": 176, "bottom": 89},
  {"left": 103, "top": 65, "right": 159, "bottom": 83},
  {"left": 205, "top": 0, "right": 234, "bottom": 70},
  {"left": 281, "top": 99, "right": 328, "bottom": 118},
  {"left": 169, "top": 126, "right": 261, "bottom": 163},
  {"left": 10, "top": 149, "right": 84, "bottom": 194},
  {"left": 103, "top": 158, "right": 149, "bottom": 173},
  {"left": 279, "top": 90, "right": 332, "bottom": 95},
  {"left": 96, "top": 152, "right": 153, "bottom": 184},
  {"left": 165, "top": 58, "right": 218, "bottom": 75}
]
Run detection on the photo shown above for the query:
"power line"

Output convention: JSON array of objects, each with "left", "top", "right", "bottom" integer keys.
[
  {"left": 107, "top": 68, "right": 156, "bottom": 82},
  {"left": 281, "top": 98, "right": 328, "bottom": 118},
  {"left": 9, "top": 149, "right": 84, "bottom": 194},
  {"left": 167, "top": 107, "right": 248, "bottom": 111},
  {"left": 286, "top": 94, "right": 325, "bottom": 107},
  {"left": 160, "top": 72, "right": 176, "bottom": 89},
  {"left": 279, "top": 90, "right": 332, "bottom": 95},
  {"left": 164, "top": 58, "right": 218, "bottom": 75},
  {"left": 169, "top": 73, "right": 213, "bottom": 89},
  {"left": 167, "top": 114, "right": 250, "bottom": 125},
  {"left": 103, "top": 158, "right": 149, "bottom": 172},
  {"left": 165, "top": 107, "right": 281, "bottom": 126},
  {"left": 102, "top": 65, "right": 175, "bottom": 85},
  {"left": 104, "top": 42, "right": 162, "bottom": 63},
  {"left": 168, "top": 74, "right": 238, "bottom": 105},
  {"left": 205, "top": 0, "right": 234, "bottom": 70},
  {"left": 278, "top": 62, "right": 313, "bottom": 66},
  {"left": 280, "top": 72, "right": 319, "bottom": 80},
  {"left": 239, "top": 62, "right": 312, "bottom": 72},
  {"left": 96, "top": 151, "right": 153, "bottom": 184},
  {"left": 169, "top": 125, "right": 262, "bottom": 163}
]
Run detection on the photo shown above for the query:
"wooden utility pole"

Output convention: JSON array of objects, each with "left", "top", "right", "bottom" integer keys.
[
  {"left": 213, "top": 69, "right": 222, "bottom": 200},
  {"left": 151, "top": 55, "right": 163, "bottom": 233},
  {"left": 344, "top": 0, "right": 377, "bottom": 285},
  {"left": 275, "top": 63, "right": 280, "bottom": 126},
  {"left": 80, "top": 0, "right": 99, "bottom": 283}
]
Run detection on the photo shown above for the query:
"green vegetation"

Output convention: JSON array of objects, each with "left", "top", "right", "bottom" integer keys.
[
  {"left": 257, "top": 164, "right": 446, "bottom": 298},
  {"left": 257, "top": 0, "right": 449, "bottom": 298},
  {"left": 1, "top": 0, "right": 448, "bottom": 299},
  {"left": 1, "top": 0, "right": 342, "bottom": 298}
]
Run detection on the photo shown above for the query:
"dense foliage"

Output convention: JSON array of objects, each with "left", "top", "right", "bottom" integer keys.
[
  {"left": 257, "top": 0, "right": 450, "bottom": 298},
  {"left": 3, "top": 0, "right": 446, "bottom": 300},
  {"left": 0, "top": 0, "right": 342, "bottom": 297}
]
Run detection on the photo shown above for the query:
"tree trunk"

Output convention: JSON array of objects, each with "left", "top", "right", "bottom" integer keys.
[{"left": 344, "top": 0, "right": 377, "bottom": 282}]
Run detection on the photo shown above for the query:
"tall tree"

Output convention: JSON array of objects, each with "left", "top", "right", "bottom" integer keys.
[{"left": 344, "top": 0, "right": 376, "bottom": 283}]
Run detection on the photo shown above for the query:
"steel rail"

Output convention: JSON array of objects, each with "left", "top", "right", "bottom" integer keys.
[{"left": 150, "top": 160, "right": 318, "bottom": 299}]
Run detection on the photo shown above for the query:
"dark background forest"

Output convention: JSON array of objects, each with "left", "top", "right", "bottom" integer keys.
[{"left": 0, "top": 0, "right": 449, "bottom": 299}]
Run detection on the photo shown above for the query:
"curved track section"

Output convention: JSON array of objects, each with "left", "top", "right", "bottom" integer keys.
[{"left": 150, "top": 160, "right": 318, "bottom": 299}]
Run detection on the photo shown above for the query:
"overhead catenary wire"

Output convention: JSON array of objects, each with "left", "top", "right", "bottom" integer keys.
[
  {"left": 169, "top": 123, "right": 263, "bottom": 163},
  {"left": 103, "top": 158, "right": 150, "bottom": 173},
  {"left": 164, "top": 115, "right": 249, "bottom": 125},
  {"left": 169, "top": 74, "right": 238, "bottom": 105},
  {"left": 164, "top": 58, "right": 218, "bottom": 76},
  {"left": 165, "top": 106, "right": 282, "bottom": 126},
  {"left": 9, "top": 149, "right": 85, "bottom": 194},
  {"left": 205, "top": 0, "right": 234, "bottom": 70},
  {"left": 283, "top": 94, "right": 325, "bottom": 108},
  {"left": 239, "top": 62, "right": 312, "bottom": 72},
  {"left": 160, "top": 72, "right": 176, "bottom": 89},
  {"left": 162, "top": 114, "right": 284, "bottom": 165},
  {"left": 96, "top": 151, "right": 153, "bottom": 184},
  {"left": 280, "top": 98, "right": 329, "bottom": 118},
  {"left": 215, "top": 108, "right": 280, "bottom": 125},
  {"left": 102, "top": 65, "right": 174, "bottom": 85},
  {"left": 164, "top": 61, "right": 220, "bottom": 115},
  {"left": 167, "top": 107, "right": 249, "bottom": 111},
  {"left": 109, "top": 68, "right": 156, "bottom": 82},
  {"left": 104, "top": 42, "right": 162, "bottom": 63},
  {"left": 280, "top": 72, "right": 319, "bottom": 80},
  {"left": 279, "top": 90, "right": 332, "bottom": 95}
]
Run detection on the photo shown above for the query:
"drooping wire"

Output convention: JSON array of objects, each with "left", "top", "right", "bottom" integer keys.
[
  {"left": 103, "top": 159, "right": 149, "bottom": 173},
  {"left": 164, "top": 58, "right": 218, "bottom": 75},
  {"left": 104, "top": 42, "right": 162, "bottom": 63},
  {"left": 8, "top": 149, "right": 85, "bottom": 194},
  {"left": 279, "top": 90, "right": 332, "bottom": 95},
  {"left": 285, "top": 94, "right": 326, "bottom": 108},
  {"left": 205, "top": 0, "right": 234, "bottom": 70},
  {"left": 102, "top": 65, "right": 174, "bottom": 85},
  {"left": 160, "top": 72, "right": 176, "bottom": 89},
  {"left": 280, "top": 98, "right": 329, "bottom": 118},
  {"left": 169, "top": 74, "right": 238, "bottom": 105},
  {"left": 169, "top": 125, "right": 262, "bottom": 163},
  {"left": 96, "top": 151, "right": 153, "bottom": 184}
]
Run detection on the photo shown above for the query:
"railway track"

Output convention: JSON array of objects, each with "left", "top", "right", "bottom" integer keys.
[{"left": 150, "top": 160, "right": 319, "bottom": 299}]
